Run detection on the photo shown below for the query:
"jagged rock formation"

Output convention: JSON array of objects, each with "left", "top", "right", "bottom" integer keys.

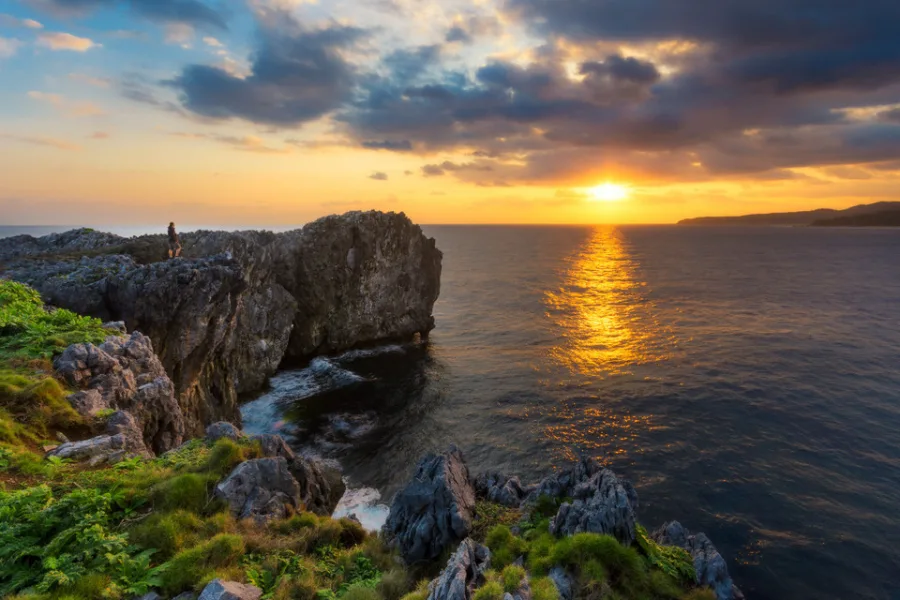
[
  {"left": 47, "top": 433, "right": 130, "bottom": 466},
  {"left": 385, "top": 446, "right": 476, "bottom": 564},
  {"left": 474, "top": 472, "right": 533, "bottom": 507},
  {"left": 652, "top": 521, "right": 743, "bottom": 600},
  {"left": 198, "top": 579, "right": 262, "bottom": 600},
  {"left": 54, "top": 331, "right": 185, "bottom": 455},
  {"left": 547, "top": 567, "right": 573, "bottom": 600},
  {"left": 426, "top": 539, "right": 491, "bottom": 600},
  {"left": 215, "top": 457, "right": 302, "bottom": 523},
  {"left": 549, "top": 468, "right": 639, "bottom": 546},
  {"left": 1, "top": 211, "right": 442, "bottom": 434}
]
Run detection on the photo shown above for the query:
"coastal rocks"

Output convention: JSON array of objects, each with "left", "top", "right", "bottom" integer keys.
[
  {"left": 474, "top": 472, "right": 533, "bottom": 507},
  {"left": 198, "top": 579, "right": 262, "bottom": 600},
  {"left": 0, "top": 228, "right": 123, "bottom": 262},
  {"left": 651, "top": 522, "right": 742, "bottom": 600},
  {"left": 273, "top": 211, "right": 443, "bottom": 358},
  {"left": 548, "top": 568, "right": 573, "bottom": 600},
  {"left": 527, "top": 458, "right": 605, "bottom": 504},
  {"left": 385, "top": 446, "right": 476, "bottom": 564},
  {"left": 251, "top": 433, "right": 345, "bottom": 515},
  {"left": 206, "top": 422, "right": 243, "bottom": 442},
  {"left": 215, "top": 457, "right": 302, "bottom": 523},
  {"left": 54, "top": 332, "right": 185, "bottom": 454},
  {"left": 426, "top": 539, "right": 491, "bottom": 600},
  {"left": 549, "top": 468, "right": 639, "bottom": 546},
  {"left": 47, "top": 433, "right": 128, "bottom": 466}
]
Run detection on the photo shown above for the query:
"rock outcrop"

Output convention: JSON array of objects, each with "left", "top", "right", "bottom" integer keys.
[
  {"left": 54, "top": 331, "right": 185, "bottom": 454},
  {"left": 474, "top": 472, "right": 533, "bottom": 507},
  {"left": 651, "top": 521, "right": 743, "bottom": 600},
  {"left": 198, "top": 579, "right": 262, "bottom": 600},
  {"left": 2, "top": 211, "right": 442, "bottom": 434},
  {"left": 426, "top": 539, "right": 491, "bottom": 600},
  {"left": 47, "top": 433, "right": 129, "bottom": 466},
  {"left": 215, "top": 457, "right": 302, "bottom": 523},
  {"left": 549, "top": 468, "right": 639, "bottom": 546},
  {"left": 385, "top": 446, "right": 476, "bottom": 564}
]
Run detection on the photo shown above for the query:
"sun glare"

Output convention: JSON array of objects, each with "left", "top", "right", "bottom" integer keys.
[{"left": 590, "top": 183, "right": 630, "bottom": 202}]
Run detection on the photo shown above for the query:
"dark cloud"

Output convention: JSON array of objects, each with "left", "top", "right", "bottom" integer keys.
[
  {"left": 421, "top": 161, "right": 494, "bottom": 177},
  {"left": 580, "top": 55, "right": 660, "bottom": 85},
  {"left": 369, "top": 171, "right": 389, "bottom": 180},
  {"left": 445, "top": 14, "right": 502, "bottom": 44},
  {"left": 880, "top": 108, "right": 900, "bottom": 123},
  {"left": 29, "top": 0, "right": 226, "bottom": 29},
  {"left": 172, "top": 16, "right": 366, "bottom": 126},
  {"left": 361, "top": 139, "right": 413, "bottom": 151}
]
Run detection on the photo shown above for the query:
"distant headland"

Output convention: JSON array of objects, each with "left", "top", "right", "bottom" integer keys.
[{"left": 678, "top": 201, "right": 900, "bottom": 226}]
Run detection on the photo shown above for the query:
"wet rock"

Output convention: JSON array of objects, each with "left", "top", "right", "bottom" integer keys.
[
  {"left": 474, "top": 472, "right": 533, "bottom": 507},
  {"left": 55, "top": 332, "right": 185, "bottom": 454},
  {"left": 385, "top": 446, "right": 476, "bottom": 564},
  {"left": 206, "top": 422, "right": 243, "bottom": 443},
  {"left": 198, "top": 579, "right": 262, "bottom": 600},
  {"left": 215, "top": 457, "right": 301, "bottom": 523},
  {"left": 251, "top": 433, "right": 345, "bottom": 515},
  {"left": 47, "top": 434, "right": 127, "bottom": 466},
  {"left": 426, "top": 539, "right": 491, "bottom": 600},
  {"left": 550, "top": 468, "right": 638, "bottom": 546},
  {"left": 548, "top": 567, "right": 573, "bottom": 600},
  {"left": 651, "top": 521, "right": 741, "bottom": 600}
]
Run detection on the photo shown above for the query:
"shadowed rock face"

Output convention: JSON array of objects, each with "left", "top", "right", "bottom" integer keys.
[
  {"left": 652, "top": 521, "right": 743, "bottom": 600},
  {"left": 426, "top": 539, "right": 491, "bottom": 600},
  {"left": 1, "top": 211, "right": 442, "bottom": 434}
]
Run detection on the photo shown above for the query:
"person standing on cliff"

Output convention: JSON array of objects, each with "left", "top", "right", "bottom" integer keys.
[{"left": 167, "top": 222, "right": 182, "bottom": 259}]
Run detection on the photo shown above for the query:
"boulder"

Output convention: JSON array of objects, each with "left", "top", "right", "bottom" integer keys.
[
  {"left": 385, "top": 446, "right": 476, "bottom": 564},
  {"left": 651, "top": 521, "right": 742, "bottom": 600},
  {"left": 206, "top": 422, "right": 243, "bottom": 443},
  {"left": 214, "top": 457, "right": 302, "bottom": 523},
  {"left": 548, "top": 567, "right": 573, "bottom": 600},
  {"left": 47, "top": 434, "right": 127, "bottom": 466},
  {"left": 251, "top": 433, "right": 345, "bottom": 515},
  {"left": 550, "top": 468, "right": 639, "bottom": 546},
  {"left": 474, "top": 472, "right": 533, "bottom": 507},
  {"left": 54, "top": 332, "right": 185, "bottom": 454},
  {"left": 198, "top": 579, "right": 262, "bottom": 600},
  {"left": 426, "top": 539, "right": 491, "bottom": 600}
]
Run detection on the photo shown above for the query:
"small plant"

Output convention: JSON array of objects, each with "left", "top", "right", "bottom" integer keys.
[
  {"left": 473, "top": 581, "right": 504, "bottom": 600},
  {"left": 501, "top": 564, "right": 526, "bottom": 593}
]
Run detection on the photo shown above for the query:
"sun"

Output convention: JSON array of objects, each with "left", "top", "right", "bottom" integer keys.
[{"left": 589, "top": 183, "right": 630, "bottom": 202}]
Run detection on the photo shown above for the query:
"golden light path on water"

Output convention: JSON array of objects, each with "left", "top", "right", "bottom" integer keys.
[{"left": 537, "top": 227, "right": 678, "bottom": 464}]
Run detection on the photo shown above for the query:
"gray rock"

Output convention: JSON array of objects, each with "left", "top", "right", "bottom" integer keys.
[
  {"left": 55, "top": 332, "right": 185, "bottom": 454},
  {"left": 251, "top": 433, "right": 345, "bottom": 515},
  {"left": 133, "top": 592, "right": 163, "bottom": 600},
  {"left": 550, "top": 468, "right": 638, "bottom": 546},
  {"left": 0, "top": 228, "right": 123, "bottom": 262},
  {"left": 206, "top": 422, "right": 243, "bottom": 443},
  {"left": 104, "top": 321, "right": 128, "bottom": 334},
  {"left": 55, "top": 431, "right": 70, "bottom": 444},
  {"left": 526, "top": 458, "right": 605, "bottom": 504},
  {"left": 426, "top": 539, "right": 491, "bottom": 600},
  {"left": 47, "top": 434, "right": 127, "bottom": 466},
  {"left": 474, "top": 472, "right": 534, "bottom": 507},
  {"left": 172, "top": 594, "right": 197, "bottom": 600},
  {"left": 651, "top": 521, "right": 741, "bottom": 600},
  {"left": 215, "top": 457, "right": 302, "bottom": 523},
  {"left": 198, "top": 579, "right": 262, "bottom": 600},
  {"left": 385, "top": 446, "right": 476, "bottom": 564},
  {"left": 548, "top": 567, "right": 573, "bottom": 600}
]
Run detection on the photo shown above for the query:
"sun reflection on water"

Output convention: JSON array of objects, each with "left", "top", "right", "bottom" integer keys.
[{"left": 539, "top": 226, "right": 676, "bottom": 463}]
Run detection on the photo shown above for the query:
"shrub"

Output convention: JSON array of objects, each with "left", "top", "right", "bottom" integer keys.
[
  {"left": 0, "top": 370, "right": 81, "bottom": 442},
  {"left": 151, "top": 473, "right": 211, "bottom": 514},
  {"left": 501, "top": 564, "right": 526, "bottom": 593},
  {"left": 473, "top": 581, "right": 504, "bottom": 600},
  {"left": 530, "top": 577, "right": 560, "bottom": 600},
  {"left": 635, "top": 525, "right": 695, "bottom": 586},
  {"left": 399, "top": 580, "right": 430, "bottom": 600},
  {"left": 680, "top": 590, "right": 716, "bottom": 600},
  {"left": 472, "top": 501, "right": 522, "bottom": 542},
  {"left": 649, "top": 570, "right": 684, "bottom": 599},
  {"left": 343, "top": 584, "right": 383, "bottom": 600},
  {"left": 485, "top": 525, "right": 528, "bottom": 569},
  {"left": 377, "top": 569, "right": 411, "bottom": 600},
  {"left": 160, "top": 534, "right": 245, "bottom": 595},
  {"left": 204, "top": 438, "right": 247, "bottom": 476},
  {"left": 128, "top": 510, "right": 205, "bottom": 560}
]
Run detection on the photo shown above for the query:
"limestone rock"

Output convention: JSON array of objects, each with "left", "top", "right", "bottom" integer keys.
[
  {"left": 0, "top": 228, "right": 123, "bottom": 262},
  {"left": 133, "top": 592, "right": 163, "bottom": 600},
  {"left": 47, "top": 434, "right": 127, "bottom": 466},
  {"left": 548, "top": 567, "right": 573, "bottom": 600},
  {"left": 54, "top": 332, "right": 185, "bottom": 454},
  {"left": 426, "top": 539, "right": 491, "bottom": 600},
  {"left": 251, "top": 433, "right": 345, "bottom": 515},
  {"left": 215, "top": 457, "right": 302, "bottom": 523},
  {"left": 385, "top": 446, "right": 476, "bottom": 564},
  {"left": 651, "top": 521, "right": 742, "bottom": 600},
  {"left": 527, "top": 458, "right": 605, "bottom": 504},
  {"left": 206, "top": 422, "right": 243, "bottom": 443},
  {"left": 474, "top": 472, "right": 533, "bottom": 507},
  {"left": 550, "top": 468, "right": 638, "bottom": 546},
  {"left": 198, "top": 579, "right": 262, "bottom": 600}
]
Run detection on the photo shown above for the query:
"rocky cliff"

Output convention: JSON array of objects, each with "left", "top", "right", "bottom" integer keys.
[{"left": 0, "top": 211, "right": 442, "bottom": 435}]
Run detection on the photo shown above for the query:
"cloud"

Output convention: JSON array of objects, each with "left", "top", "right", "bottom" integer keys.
[
  {"left": 28, "top": 90, "right": 105, "bottom": 117},
  {"left": 0, "top": 14, "right": 43, "bottom": 28},
  {"left": 202, "top": 36, "right": 222, "bottom": 47},
  {"left": 369, "top": 171, "right": 388, "bottom": 180},
  {"left": 27, "top": 91, "right": 64, "bottom": 106},
  {"left": 0, "top": 133, "right": 80, "bottom": 150},
  {"left": 28, "top": 0, "right": 226, "bottom": 29},
  {"left": 90, "top": 131, "right": 110, "bottom": 139},
  {"left": 37, "top": 31, "right": 99, "bottom": 51},
  {"left": 171, "top": 12, "right": 367, "bottom": 126},
  {"left": 68, "top": 73, "right": 111, "bottom": 87},
  {"left": 168, "top": 131, "right": 292, "bottom": 154},
  {"left": 0, "top": 37, "right": 20, "bottom": 58},
  {"left": 165, "top": 23, "right": 194, "bottom": 46},
  {"left": 445, "top": 13, "right": 502, "bottom": 44},
  {"left": 361, "top": 139, "right": 412, "bottom": 151}
]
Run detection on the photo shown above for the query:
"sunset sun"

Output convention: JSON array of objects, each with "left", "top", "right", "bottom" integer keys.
[{"left": 589, "top": 183, "right": 630, "bottom": 202}]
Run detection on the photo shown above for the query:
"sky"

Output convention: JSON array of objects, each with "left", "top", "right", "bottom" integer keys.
[{"left": 2, "top": 0, "right": 900, "bottom": 225}]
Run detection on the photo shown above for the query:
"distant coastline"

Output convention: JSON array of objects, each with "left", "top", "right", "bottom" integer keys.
[{"left": 678, "top": 201, "right": 900, "bottom": 227}]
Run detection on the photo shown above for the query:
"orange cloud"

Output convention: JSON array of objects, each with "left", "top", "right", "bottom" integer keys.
[
  {"left": 0, "top": 133, "right": 80, "bottom": 151},
  {"left": 37, "top": 32, "right": 99, "bottom": 52}
]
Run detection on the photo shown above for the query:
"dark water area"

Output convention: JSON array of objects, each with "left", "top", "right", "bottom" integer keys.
[{"left": 241, "top": 225, "right": 900, "bottom": 600}]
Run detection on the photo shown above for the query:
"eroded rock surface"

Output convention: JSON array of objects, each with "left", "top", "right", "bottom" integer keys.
[
  {"left": 47, "top": 434, "right": 128, "bottom": 466},
  {"left": 54, "top": 331, "right": 185, "bottom": 454},
  {"left": 651, "top": 521, "right": 743, "bottom": 600},
  {"left": 426, "top": 539, "right": 491, "bottom": 600},
  {"left": 215, "top": 457, "right": 302, "bottom": 523},
  {"left": 198, "top": 579, "right": 262, "bottom": 600},
  {"left": 474, "top": 472, "right": 533, "bottom": 507},
  {"left": 385, "top": 446, "right": 476, "bottom": 564},
  {"left": 550, "top": 467, "right": 639, "bottom": 546}
]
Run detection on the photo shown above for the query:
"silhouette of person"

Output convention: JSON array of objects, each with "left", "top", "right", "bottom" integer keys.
[{"left": 167, "top": 222, "right": 182, "bottom": 258}]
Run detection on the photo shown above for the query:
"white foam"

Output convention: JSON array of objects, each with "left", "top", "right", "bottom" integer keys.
[{"left": 332, "top": 485, "right": 390, "bottom": 532}]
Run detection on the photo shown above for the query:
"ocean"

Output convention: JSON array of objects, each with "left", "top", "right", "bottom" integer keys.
[{"left": 4, "top": 224, "right": 900, "bottom": 599}]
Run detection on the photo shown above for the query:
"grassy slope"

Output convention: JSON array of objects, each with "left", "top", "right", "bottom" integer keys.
[{"left": 0, "top": 280, "right": 711, "bottom": 600}]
